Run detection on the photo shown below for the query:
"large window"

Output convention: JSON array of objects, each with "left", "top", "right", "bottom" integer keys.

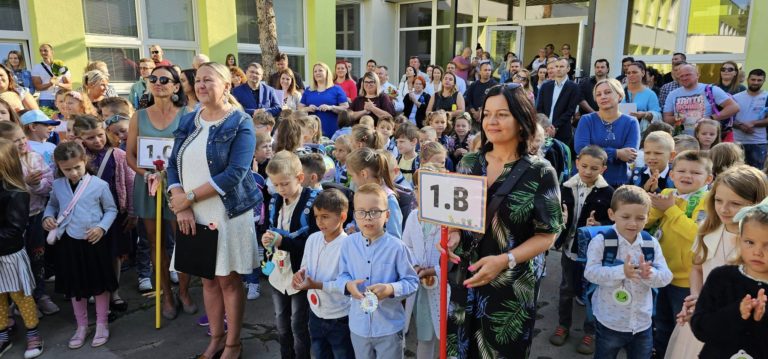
[
  {"left": 337, "top": 3, "right": 361, "bottom": 78},
  {"left": 524, "top": 0, "right": 590, "bottom": 20},
  {"left": 625, "top": 0, "right": 750, "bottom": 60},
  {"left": 82, "top": 0, "right": 198, "bottom": 86},
  {"left": 0, "top": 1, "right": 31, "bottom": 76},
  {"left": 236, "top": 0, "right": 307, "bottom": 78},
  {"left": 0, "top": 0, "right": 23, "bottom": 31}
]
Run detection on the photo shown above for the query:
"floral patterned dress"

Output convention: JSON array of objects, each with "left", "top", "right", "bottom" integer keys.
[{"left": 448, "top": 150, "right": 563, "bottom": 359}]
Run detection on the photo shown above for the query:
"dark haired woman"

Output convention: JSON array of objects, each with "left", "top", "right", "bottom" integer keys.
[
  {"left": 225, "top": 54, "right": 237, "bottom": 69},
  {"left": 443, "top": 84, "right": 563, "bottom": 358},
  {"left": 717, "top": 60, "right": 746, "bottom": 95},
  {"left": 126, "top": 65, "right": 196, "bottom": 321},
  {"left": 180, "top": 68, "right": 199, "bottom": 113}
]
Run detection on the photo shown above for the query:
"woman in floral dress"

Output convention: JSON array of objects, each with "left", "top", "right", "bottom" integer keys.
[{"left": 443, "top": 84, "right": 563, "bottom": 358}]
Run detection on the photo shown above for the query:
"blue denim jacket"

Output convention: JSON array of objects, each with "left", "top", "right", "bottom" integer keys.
[{"left": 166, "top": 109, "right": 261, "bottom": 218}]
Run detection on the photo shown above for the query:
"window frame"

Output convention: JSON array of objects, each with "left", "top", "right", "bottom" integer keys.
[
  {"left": 0, "top": 0, "right": 33, "bottom": 72},
  {"left": 83, "top": 0, "right": 200, "bottom": 91},
  {"left": 624, "top": 0, "right": 752, "bottom": 65},
  {"left": 336, "top": 1, "right": 363, "bottom": 78}
]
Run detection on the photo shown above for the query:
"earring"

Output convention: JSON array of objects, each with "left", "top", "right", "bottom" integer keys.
[{"left": 171, "top": 94, "right": 179, "bottom": 102}]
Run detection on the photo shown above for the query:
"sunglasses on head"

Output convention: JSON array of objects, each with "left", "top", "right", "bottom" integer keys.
[
  {"left": 104, "top": 114, "right": 130, "bottom": 127},
  {"left": 148, "top": 75, "right": 174, "bottom": 85}
]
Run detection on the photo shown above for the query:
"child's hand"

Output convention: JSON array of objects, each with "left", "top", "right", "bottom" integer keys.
[
  {"left": 586, "top": 210, "right": 599, "bottom": 226},
  {"left": 623, "top": 255, "right": 639, "bottom": 280},
  {"left": 643, "top": 170, "right": 660, "bottom": 193},
  {"left": 650, "top": 192, "right": 675, "bottom": 212},
  {"left": 561, "top": 203, "right": 568, "bottom": 223},
  {"left": 418, "top": 267, "right": 436, "bottom": 278},
  {"left": 42, "top": 217, "right": 57, "bottom": 231},
  {"left": 741, "top": 293, "right": 756, "bottom": 320},
  {"left": 292, "top": 269, "right": 318, "bottom": 291},
  {"left": 676, "top": 295, "right": 698, "bottom": 325},
  {"left": 346, "top": 279, "right": 365, "bottom": 300},
  {"left": 753, "top": 288, "right": 767, "bottom": 321},
  {"left": 261, "top": 231, "right": 281, "bottom": 248},
  {"left": 367, "top": 283, "right": 394, "bottom": 300},
  {"left": 638, "top": 257, "right": 653, "bottom": 279},
  {"left": 85, "top": 227, "right": 105, "bottom": 244},
  {"left": 24, "top": 171, "right": 43, "bottom": 186}
]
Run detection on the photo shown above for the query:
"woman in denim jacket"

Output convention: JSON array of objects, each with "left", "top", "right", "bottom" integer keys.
[{"left": 166, "top": 62, "right": 261, "bottom": 359}]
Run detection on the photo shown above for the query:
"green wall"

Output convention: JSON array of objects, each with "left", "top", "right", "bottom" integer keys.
[
  {"left": 744, "top": 0, "right": 767, "bottom": 74},
  {"left": 28, "top": 0, "right": 88, "bottom": 87},
  {"left": 198, "top": 0, "right": 238, "bottom": 63},
  {"left": 307, "top": 0, "right": 336, "bottom": 67}
]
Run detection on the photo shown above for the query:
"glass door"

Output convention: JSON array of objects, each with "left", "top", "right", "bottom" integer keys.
[{"left": 485, "top": 26, "right": 522, "bottom": 67}]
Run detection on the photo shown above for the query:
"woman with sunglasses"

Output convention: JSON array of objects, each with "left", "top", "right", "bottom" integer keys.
[
  {"left": 512, "top": 69, "right": 535, "bottom": 104},
  {"left": 442, "top": 84, "right": 563, "bottom": 358},
  {"left": 574, "top": 78, "right": 641, "bottom": 187},
  {"left": 0, "top": 64, "right": 38, "bottom": 112},
  {"left": 126, "top": 66, "right": 197, "bottom": 321},
  {"left": 717, "top": 61, "right": 746, "bottom": 95}
]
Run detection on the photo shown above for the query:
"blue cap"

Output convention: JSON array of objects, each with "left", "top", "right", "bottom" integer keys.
[{"left": 20, "top": 110, "right": 61, "bottom": 127}]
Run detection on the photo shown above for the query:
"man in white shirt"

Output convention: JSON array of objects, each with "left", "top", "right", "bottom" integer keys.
[
  {"left": 733, "top": 68, "right": 768, "bottom": 169},
  {"left": 31, "top": 43, "right": 72, "bottom": 109},
  {"left": 444, "top": 62, "right": 467, "bottom": 95},
  {"left": 376, "top": 66, "right": 404, "bottom": 112}
]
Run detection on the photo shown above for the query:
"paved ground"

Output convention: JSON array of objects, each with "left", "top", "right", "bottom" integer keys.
[{"left": 4, "top": 250, "right": 608, "bottom": 358}]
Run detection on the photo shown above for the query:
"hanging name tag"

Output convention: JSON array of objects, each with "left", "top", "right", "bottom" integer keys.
[
  {"left": 309, "top": 289, "right": 321, "bottom": 308},
  {"left": 612, "top": 286, "right": 632, "bottom": 306},
  {"left": 262, "top": 261, "right": 275, "bottom": 276},
  {"left": 420, "top": 275, "right": 437, "bottom": 290},
  {"left": 730, "top": 350, "right": 753, "bottom": 359},
  {"left": 361, "top": 291, "right": 379, "bottom": 314}
]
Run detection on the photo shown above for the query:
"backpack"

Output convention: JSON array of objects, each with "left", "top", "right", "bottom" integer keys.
[
  {"left": 268, "top": 188, "right": 319, "bottom": 240},
  {"left": 543, "top": 137, "right": 572, "bottom": 184},
  {"left": 704, "top": 84, "right": 735, "bottom": 141},
  {"left": 575, "top": 225, "right": 658, "bottom": 320},
  {"left": 396, "top": 154, "right": 420, "bottom": 177}
]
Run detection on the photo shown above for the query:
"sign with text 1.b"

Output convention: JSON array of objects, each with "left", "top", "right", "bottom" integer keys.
[
  {"left": 137, "top": 137, "right": 175, "bottom": 169},
  {"left": 418, "top": 171, "right": 487, "bottom": 233}
]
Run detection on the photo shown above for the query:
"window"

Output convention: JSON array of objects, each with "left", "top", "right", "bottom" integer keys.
[
  {"left": 0, "top": 0, "right": 22, "bottom": 31},
  {"left": 686, "top": 0, "right": 749, "bottom": 55},
  {"left": 146, "top": 0, "right": 195, "bottom": 41},
  {"left": 162, "top": 49, "right": 195, "bottom": 69},
  {"left": 337, "top": 4, "right": 360, "bottom": 51},
  {"left": 399, "top": 31, "right": 431, "bottom": 70},
  {"left": 625, "top": 0, "right": 681, "bottom": 55},
  {"left": 337, "top": 57, "right": 361, "bottom": 78},
  {"left": 400, "top": 2, "right": 432, "bottom": 28},
  {"left": 525, "top": 0, "right": 590, "bottom": 20},
  {"left": 0, "top": 42, "right": 24, "bottom": 66},
  {"left": 236, "top": 0, "right": 304, "bottom": 47},
  {"left": 86, "top": 47, "right": 141, "bottom": 82},
  {"left": 82, "top": 0, "right": 138, "bottom": 36}
]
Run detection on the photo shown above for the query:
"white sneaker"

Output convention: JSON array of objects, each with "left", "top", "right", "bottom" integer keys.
[
  {"left": 138, "top": 277, "right": 153, "bottom": 292},
  {"left": 246, "top": 283, "right": 261, "bottom": 300},
  {"left": 37, "top": 295, "right": 60, "bottom": 315},
  {"left": 170, "top": 271, "right": 179, "bottom": 284}
]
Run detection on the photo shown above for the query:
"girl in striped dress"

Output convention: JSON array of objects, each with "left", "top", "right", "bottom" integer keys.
[{"left": 0, "top": 138, "right": 44, "bottom": 358}]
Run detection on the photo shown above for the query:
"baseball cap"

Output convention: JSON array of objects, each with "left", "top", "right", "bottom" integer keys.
[{"left": 20, "top": 110, "right": 61, "bottom": 127}]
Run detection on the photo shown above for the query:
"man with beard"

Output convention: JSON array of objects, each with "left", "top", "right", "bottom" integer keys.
[
  {"left": 579, "top": 59, "right": 610, "bottom": 112},
  {"left": 733, "top": 68, "right": 768, "bottom": 168}
]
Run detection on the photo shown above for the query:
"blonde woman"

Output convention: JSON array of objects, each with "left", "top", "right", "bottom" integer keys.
[
  {"left": 512, "top": 69, "right": 535, "bottom": 104},
  {"left": 299, "top": 62, "right": 349, "bottom": 137},
  {"left": 83, "top": 70, "right": 112, "bottom": 106}
]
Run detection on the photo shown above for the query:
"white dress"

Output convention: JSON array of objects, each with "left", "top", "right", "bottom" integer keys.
[
  {"left": 170, "top": 114, "right": 258, "bottom": 276},
  {"left": 664, "top": 225, "right": 737, "bottom": 359}
]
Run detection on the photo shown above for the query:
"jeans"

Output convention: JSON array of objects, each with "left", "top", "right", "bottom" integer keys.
[
  {"left": 308, "top": 311, "right": 354, "bottom": 359},
  {"left": 742, "top": 143, "right": 767, "bottom": 170},
  {"left": 134, "top": 221, "right": 152, "bottom": 280},
  {"left": 350, "top": 331, "right": 404, "bottom": 359},
  {"left": 653, "top": 284, "right": 689, "bottom": 357},
  {"left": 594, "top": 321, "right": 652, "bottom": 359},
  {"left": 272, "top": 289, "right": 310, "bottom": 359},
  {"left": 557, "top": 254, "right": 595, "bottom": 334}
]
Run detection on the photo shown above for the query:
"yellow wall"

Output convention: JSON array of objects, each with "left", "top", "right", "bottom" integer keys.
[
  {"left": 306, "top": 0, "right": 336, "bottom": 67},
  {"left": 523, "top": 24, "right": 579, "bottom": 64},
  {"left": 28, "top": 0, "right": 88, "bottom": 87},
  {"left": 197, "top": 0, "right": 238, "bottom": 63},
  {"left": 745, "top": 0, "right": 767, "bottom": 74}
]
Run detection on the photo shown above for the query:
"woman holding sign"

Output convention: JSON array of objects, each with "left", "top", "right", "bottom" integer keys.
[
  {"left": 443, "top": 83, "right": 563, "bottom": 358},
  {"left": 126, "top": 66, "right": 195, "bottom": 320},
  {"left": 166, "top": 62, "right": 260, "bottom": 359}
]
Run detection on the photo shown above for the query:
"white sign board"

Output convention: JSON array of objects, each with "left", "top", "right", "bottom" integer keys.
[
  {"left": 418, "top": 172, "right": 487, "bottom": 233},
  {"left": 137, "top": 136, "right": 175, "bottom": 169},
  {"left": 619, "top": 103, "right": 637, "bottom": 116}
]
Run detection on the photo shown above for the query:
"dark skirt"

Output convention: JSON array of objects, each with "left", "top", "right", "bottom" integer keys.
[{"left": 54, "top": 232, "right": 118, "bottom": 300}]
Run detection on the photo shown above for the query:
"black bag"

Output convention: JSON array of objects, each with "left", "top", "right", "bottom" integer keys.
[{"left": 174, "top": 224, "right": 219, "bottom": 279}]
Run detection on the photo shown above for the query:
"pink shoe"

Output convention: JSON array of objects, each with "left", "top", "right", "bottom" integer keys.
[
  {"left": 91, "top": 324, "right": 109, "bottom": 347},
  {"left": 68, "top": 326, "right": 88, "bottom": 349}
]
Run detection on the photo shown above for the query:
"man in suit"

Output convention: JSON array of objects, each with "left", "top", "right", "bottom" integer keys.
[
  {"left": 232, "top": 62, "right": 282, "bottom": 118},
  {"left": 536, "top": 58, "right": 583, "bottom": 145}
]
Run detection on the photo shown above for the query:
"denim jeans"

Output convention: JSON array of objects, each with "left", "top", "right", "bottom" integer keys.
[
  {"left": 134, "top": 221, "right": 152, "bottom": 280},
  {"left": 653, "top": 284, "right": 689, "bottom": 357},
  {"left": 272, "top": 289, "right": 310, "bottom": 359},
  {"left": 557, "top": 254, "right": 595, "bottom": 334},
  {"left": 308, "top": 311, "right": 354, "bottom": 359},
  {"left": 742, "top": 143, "right": 767, "bottom": 170},
  {"left": 595, "top": 321, "right": 652, "bottom": 359}
]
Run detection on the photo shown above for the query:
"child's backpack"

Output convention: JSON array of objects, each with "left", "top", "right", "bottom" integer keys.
[
  {"left": 576, "top": 225, "right": 657, "bottom": 320},
  {"left": 543, "top": 137, "right": 572, "bottom": 183},
  {"left": 267, "top": 188, "right": 319, "bottom": 240},
  {"left": 704, "top": 84, "right": 735, "bottom": 142},
  {"left": 396, "top": 154, "right": 420, "bottom": 178}
]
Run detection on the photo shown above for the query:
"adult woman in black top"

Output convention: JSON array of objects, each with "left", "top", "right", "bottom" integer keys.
[
  {"left": 403, "top": 75, "right": 430, "bottom": 127},
  {"left": 348, "top": 71, "right": 395, "bottom": 123},
  {"left": 426, "top": 71, "right": 465, "bottom": 118}
]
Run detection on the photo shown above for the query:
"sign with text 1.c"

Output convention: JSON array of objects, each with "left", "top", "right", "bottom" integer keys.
[
  {"left": 418, "top": 171, "right": 487, "bottom": 233},
  {"left": 137, "top": 137, "right": 175, "bottom": 169}
]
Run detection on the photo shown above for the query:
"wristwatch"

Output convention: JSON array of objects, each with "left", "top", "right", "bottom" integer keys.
[
  {"left": 186, "top": 190, "right": 196, "bottom": 203},
  {"left": 507, "top": 252, "right": 517, "bottom": 269}
]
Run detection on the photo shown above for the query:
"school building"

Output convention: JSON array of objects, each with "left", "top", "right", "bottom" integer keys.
[{"left": 1, "top": 0, "right": 763, "bottom": 94}]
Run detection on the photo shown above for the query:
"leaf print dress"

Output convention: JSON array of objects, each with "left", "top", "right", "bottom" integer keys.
[{"left": 447, "top": 151, "right": 563, "bottom": 359}]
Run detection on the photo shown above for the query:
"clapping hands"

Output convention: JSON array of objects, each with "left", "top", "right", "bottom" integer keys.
[{"left": 740, "top": 288, "right": 767, "bottom": 321}]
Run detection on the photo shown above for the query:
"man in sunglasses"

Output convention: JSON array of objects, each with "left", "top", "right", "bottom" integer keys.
[{"left": 149, "top": 45, "right": 172, "bottom": 67}]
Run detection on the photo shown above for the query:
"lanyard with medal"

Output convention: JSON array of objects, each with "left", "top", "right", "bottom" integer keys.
[
  {"left": 360, "top": 236, "right": 379, "bottom": 314},
  {"left": 261, "top": 230, "right": 281, "bottom": 275},
  {"left": 612, "top": 279, "right": 632, "bottom": 306}
]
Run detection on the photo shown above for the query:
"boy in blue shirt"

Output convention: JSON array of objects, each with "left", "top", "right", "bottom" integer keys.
[{"left": 336, "top": 184, "right": 418, "bottom": 358}]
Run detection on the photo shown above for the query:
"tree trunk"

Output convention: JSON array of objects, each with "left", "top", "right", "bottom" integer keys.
[{"left": 256, "top": 0, "right": 279, "bottom": 76}]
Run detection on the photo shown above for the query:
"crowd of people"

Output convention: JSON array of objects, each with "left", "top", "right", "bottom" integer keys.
[{"left": 0, "top": 39, "right": 766, "bottom": 359}]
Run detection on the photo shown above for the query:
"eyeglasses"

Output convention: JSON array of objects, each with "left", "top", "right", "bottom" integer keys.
[
  {"left": 104, "top": 114, "right": 130, "bottom": 127},
  {"left": 151, "top": 50, "right": 160, "bottom": 55},
  {"left": 363, "top": 80, "right": 376, "bottom": 85},
  {"left": 720, "top": 67, "right": 736, "bottom": 73},
  {"left": 353, "top": 209, "right": 389, "bottom": 219},
  {"left": 514, "top": 74, "right": 528, "bottom": 81},
  {"left": 148, "top": 75, "right": 174, "bottom": 85},
  {"left": 485, "top": 82, "right": 521, "bottom": 95}
]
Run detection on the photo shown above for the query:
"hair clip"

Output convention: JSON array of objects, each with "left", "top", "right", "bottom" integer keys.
[{"left": 735, "top": 197, "right": 768, "bottom": 231}]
